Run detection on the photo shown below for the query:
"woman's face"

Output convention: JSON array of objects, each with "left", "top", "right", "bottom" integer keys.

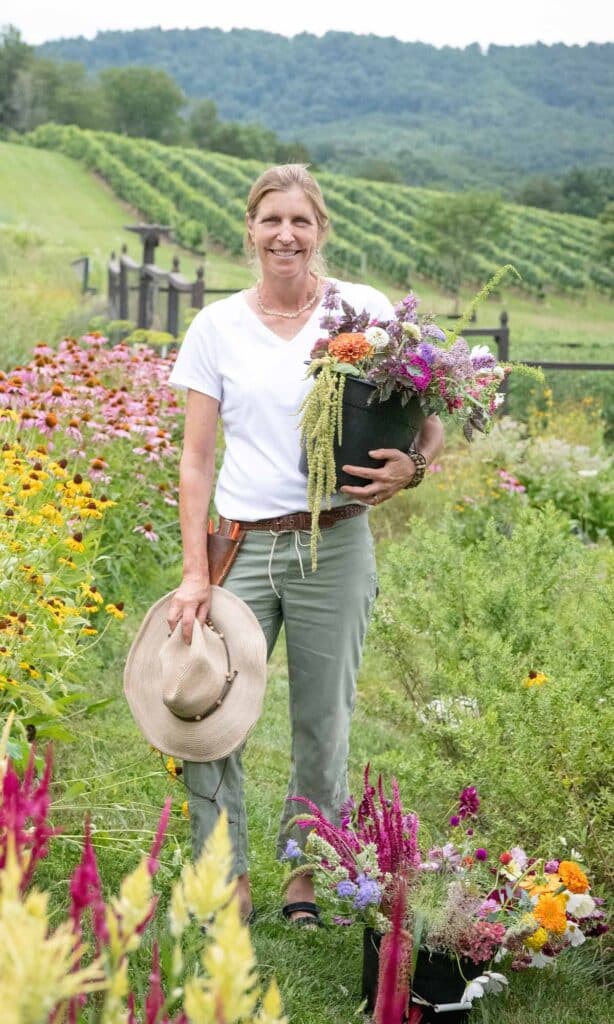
[{"left": 247, "top": 186, "right": 320, "bottom": 280}]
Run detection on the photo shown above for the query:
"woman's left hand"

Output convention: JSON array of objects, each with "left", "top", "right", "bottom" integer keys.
[{"left": 340, "top": 448, "right": 416, "bottom": 505}]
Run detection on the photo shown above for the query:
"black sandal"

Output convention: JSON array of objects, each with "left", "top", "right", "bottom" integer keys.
[{"left": 281, "top": 901, "right": 323, "bottom": 928}]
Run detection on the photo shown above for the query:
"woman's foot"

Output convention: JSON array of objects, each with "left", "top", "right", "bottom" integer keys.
[{"left": 283, "top": 873, "right": 320, "bottom": 927}]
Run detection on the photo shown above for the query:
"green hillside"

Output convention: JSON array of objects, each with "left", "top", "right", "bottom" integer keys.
[
  {"left": 25, "top": 124, "right": 609, "bottom": 297},
  {"left": 37, "top": 29, "right": 614, "bottom": 190}
]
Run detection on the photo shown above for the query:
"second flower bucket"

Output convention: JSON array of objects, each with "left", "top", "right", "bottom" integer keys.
[
  {"left": 334, "top": 378, "right": 425, "bottom": 488},
  {"left": 362, "top": 928, "right": 484, "bottom": 1023}
]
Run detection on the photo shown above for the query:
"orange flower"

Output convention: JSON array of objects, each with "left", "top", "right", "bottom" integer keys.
[
  {"left": 558, "top": 860, "right": 589, "bottom": 894},
  {"left": 328, "top": 333, "right": 372, "bottom": 365},
  {"left": 534, "top": 892, "right": 568, "bottom": 934}
]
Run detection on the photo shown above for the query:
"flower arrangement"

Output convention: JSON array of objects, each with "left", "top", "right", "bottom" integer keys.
[
  {"left": 284, "top": 768, "right": 608, "bottom": 1016},
  {"left": 299, "top": 266, "right": 538, "bottom": 565}
]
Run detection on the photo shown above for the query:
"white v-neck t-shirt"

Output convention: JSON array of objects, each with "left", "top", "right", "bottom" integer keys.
[{"left": 167, "top": 277, "right": 395, "bottom": 521}]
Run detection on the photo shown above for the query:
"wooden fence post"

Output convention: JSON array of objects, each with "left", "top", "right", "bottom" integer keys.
[
  {"left": 118, "top": 244, "right": 129, "bottom": 319},
  {"left": 192, "top": 265, "right": 205, "bottom": 309}
]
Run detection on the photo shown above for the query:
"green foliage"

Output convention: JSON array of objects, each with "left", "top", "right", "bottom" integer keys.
[
  {"left": 99, "top": 65, "right": 185, "bottom": 143},
  {"left": 0, "top": 24, "right": 31, "bottom": 129},
  {"left": 371, "top": 506, "right": 614, "bottom": 886},
  {"left": 516, "top": 166, "right": 614, "bottom": 218},
  {"left": 36, "top": 29, "right": 614, "bottom": 192},
  {"left": 421, "top": 192, "right": 509, "bottom": 306},
  {"left": 23, "top": 124, "right": 610, "bottom": 296}
]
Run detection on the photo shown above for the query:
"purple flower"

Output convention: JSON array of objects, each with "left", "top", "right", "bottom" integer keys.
[
  {"left": 544, "top": 859, "right": 560, "bottom": 874},
  {"left": 422, "top": 324, "right": 447, "bottom": 343},
  {"left": 322, "top": 282, "right": 341, "bottom": 311},
  {"left": 449, "top": 815, "right": 460, "bottom": 827},
  {"left": 458, "top": 786, "right": 480, "bottom": 819},
  {"left": 404, "top": 353, "right": 433, "bottom": 391},
  {"left": 333, "top": 915, "right": 354, "bottom": 926},
  {"left": 416, "top": 341, "right": 437, "bottom": 366},
  {"left": 336, "top": 879, "right": 358, "bottom": 899},
  {"left": 475, "top": 848, "right": 488, "bottom": 861},
  {"left": 466, "top": 828, "right": 474, "bottom": 837},
  {"left": 282, "top": 839, "right": 302, "bottom": 861},
  {"left": 353, "top": 874, "right": 382, "bottom": 909}
]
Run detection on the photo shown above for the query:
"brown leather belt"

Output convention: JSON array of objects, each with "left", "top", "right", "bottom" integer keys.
[{"left": 219, "top": 504, "right": 367, "bottom": 534}]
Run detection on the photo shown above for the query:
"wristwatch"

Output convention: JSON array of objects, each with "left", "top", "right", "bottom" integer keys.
[{"left": 404, "top": 447, "right": 427, "bottom": 489}]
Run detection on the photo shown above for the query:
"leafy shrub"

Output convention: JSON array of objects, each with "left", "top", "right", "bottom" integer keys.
[{"left": 370, "top": 506, "right": 614, "bottom": 886}]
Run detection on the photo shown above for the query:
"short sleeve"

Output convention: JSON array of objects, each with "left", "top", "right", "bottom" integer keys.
[{"left": 167, "top": 308, "right": 222, "bottom": 400}]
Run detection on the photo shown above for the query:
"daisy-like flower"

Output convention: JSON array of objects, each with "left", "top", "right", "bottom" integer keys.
[
  {"left": 558, "top": 860, "right": 590, "bottom": 894},
  {"left": 523, "top": 670, "right": 548, "bottom": 688},
  {"left": 365, "top": 326, "right": 390, "bottom": 351},
  {"left": 533, "top": 892, "right": 568, "bottom": 934},
  {"left": 64, "top": 532, "right": 85, "bottom": 552},
  {"left": 105, "top": 602, "right": 125, "bottom": 620},
  {"left": 328, "top": 333, "right": 373, "bottom": 364},
  {"left": 133, "top": 523, "right": 159, "bottom": 542}
]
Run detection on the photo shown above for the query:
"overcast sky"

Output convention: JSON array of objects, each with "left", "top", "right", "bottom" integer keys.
[{"left": 5, "top": 0, "right": 613, "bottom": 48}]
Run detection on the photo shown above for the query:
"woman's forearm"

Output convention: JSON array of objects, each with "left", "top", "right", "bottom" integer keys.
[
  {"left": 414, "top": 415, "right": 445, "bottom": 464},
  {"left": 179, "top": 454, "right": 216, "bottom": 579}
]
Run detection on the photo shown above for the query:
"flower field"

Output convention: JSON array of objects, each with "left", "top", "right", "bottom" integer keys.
[
  {"left": 0, "top": 311, "right": 612, "bottom": 1021},
  {"left": 24, "top": 123, "right": 610, "bottom": 296}
]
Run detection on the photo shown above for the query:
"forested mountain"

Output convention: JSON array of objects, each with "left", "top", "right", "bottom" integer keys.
[{"left": 38, "top": 28, "right": 614, "bottom": 191}]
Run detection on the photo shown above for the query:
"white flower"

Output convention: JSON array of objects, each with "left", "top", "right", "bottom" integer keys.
[
  {"left": 570, "top": 847, "right": 584, "bottom": 861},
  {"left": 494, "top": 393, "right": 505, "bottom": 408},
  {"left": 493, "top": 365, "right": 505, "bottom": 379},
  {"left": 528, "top": 951, "right": 551, "bottom": 968},
  {"left": 566, "top": 893, "right": 596, "bottom": 918},
  {"left": 470, "top": 344, "right": 491, "bottom": 360},
  {"left": 565, "top": 922, "right": 586, "bottom": 947},
  {"left": 462, "top": 972, "right": 508, "bottom": 1004},
  {"left": 401, "top": 322, "right": 421, "bottom": 342},
  {"left": 365, "top": 326, "right": 390, "bottom": 350}
]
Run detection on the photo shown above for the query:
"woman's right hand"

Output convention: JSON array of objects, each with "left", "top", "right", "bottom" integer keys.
[{"left": 167, "top": 576, "right": 211, "bottom": 645}]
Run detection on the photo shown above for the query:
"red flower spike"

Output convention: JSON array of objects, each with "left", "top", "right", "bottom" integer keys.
[
  {"left": 374, "top": 876, "right": 411, "bottom": 1024},
  {"left": 147, "top": 797, "right": 172, "bottom": 876}
]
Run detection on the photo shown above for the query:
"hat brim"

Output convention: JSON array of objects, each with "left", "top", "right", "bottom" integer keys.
[{"left": 124, "top": 586, "right": 267, "bottom": 761}]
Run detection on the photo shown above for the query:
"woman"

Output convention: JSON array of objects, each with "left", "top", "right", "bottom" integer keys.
[{"left": 167, "top": 164, "right": 444, "bottom": 926}]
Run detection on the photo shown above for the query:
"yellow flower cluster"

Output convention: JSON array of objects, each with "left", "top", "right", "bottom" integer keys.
[{"left": 522, "top": 670, "right": 549, "bottom": 688}]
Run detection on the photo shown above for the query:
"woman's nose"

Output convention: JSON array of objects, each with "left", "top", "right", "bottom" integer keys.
[{"left": 277, "top": 223, "right": 295, "bottom": 243}]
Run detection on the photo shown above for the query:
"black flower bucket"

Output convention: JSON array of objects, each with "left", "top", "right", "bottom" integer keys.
[
  {"left": 362, "top": 928, "right": 485, "bottom": 1023},
  {"left": 300, "top": 377, "right": 425, "bottom": 489},
  {"left": 334, "top": 378, "right": 425, "bottom": 488}
]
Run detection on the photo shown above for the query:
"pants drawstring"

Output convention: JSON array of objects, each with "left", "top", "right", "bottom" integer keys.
[{"left": 267, "top": 529, "right": 311, "bottom": 597}]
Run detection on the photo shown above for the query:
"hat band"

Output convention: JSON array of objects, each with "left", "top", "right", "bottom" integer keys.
[
  {"left": 184, "top": 668, "right": 238, "bottom": 721},
  {"left": 174, "top": 618, "right": 238, "bottom": 722}
]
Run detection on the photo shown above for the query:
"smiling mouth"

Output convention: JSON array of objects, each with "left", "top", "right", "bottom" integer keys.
[{"left": 269, "top": 249, "right": 301, "bottom": 257}]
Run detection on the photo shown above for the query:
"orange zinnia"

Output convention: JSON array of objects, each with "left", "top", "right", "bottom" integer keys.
[
  {"left": 534, "top": 892, "right": 568, "bottom": 934},
  {"left": 558, "top": 860, "right": 589, "bottom": 894},
  {"left": 328, "top": 333, "right": 372, "bottom": 364}
]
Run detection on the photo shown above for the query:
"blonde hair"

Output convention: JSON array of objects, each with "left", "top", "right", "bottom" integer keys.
[{"left": 244, "top": 164, "right": 330, "bottom": 277}]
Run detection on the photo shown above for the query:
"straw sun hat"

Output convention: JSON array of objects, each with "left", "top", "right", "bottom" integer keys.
[{"left": 124, "top": 586, "right": 267, "bottom": 761}]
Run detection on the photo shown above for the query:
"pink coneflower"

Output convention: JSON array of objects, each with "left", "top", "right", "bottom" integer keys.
[{"left": 133, "top": 523, "right": 159, "bottom": 542}]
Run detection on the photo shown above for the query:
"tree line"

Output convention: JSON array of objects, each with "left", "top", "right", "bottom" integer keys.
[{"left": 0, "top": 25, "right": 309, "bottom": 163}]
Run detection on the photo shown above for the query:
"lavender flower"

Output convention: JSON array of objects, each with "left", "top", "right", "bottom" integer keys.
[
  {"left": 322, "top": 281, "right": 341, "bottom": 310},
  {"left": 544, "top": 859, "right": 560, "bottom": 874},
  {"left": 282, "top": 838, "right": 302, "bottom": 861},
  {"left": 336, "top": 879, "right": 358, "bottom": 899},
  {"left": 353, "top": 873, "right": 382, "bottom": 909}
]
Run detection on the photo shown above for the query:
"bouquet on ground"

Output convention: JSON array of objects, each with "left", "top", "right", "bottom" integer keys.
[
  {"left": 299, "top": 265, "right": 537, "bottom": 565},
  {"left": 283, "top": 769, "right": 608, "bottom": 1014}
]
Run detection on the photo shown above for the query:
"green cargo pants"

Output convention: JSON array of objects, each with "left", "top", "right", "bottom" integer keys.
[{"left": 182, "top": 512, "right": 378, "bottom": 876}]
